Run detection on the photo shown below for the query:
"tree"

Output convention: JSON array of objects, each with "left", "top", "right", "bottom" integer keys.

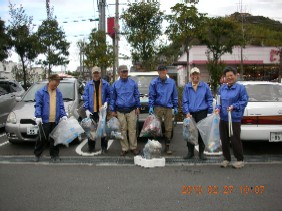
[
  {"left": 8, "top": 3, "right": 40, "bottom": 90},
  {"left": 84, "top": 29, "right": 114, "bottom": 73},
  {"left": 121, "top": 2, "right": 164, "bottom": 71},
  {"left": 166, "top": 3, "right": 207, "bottom": 82},
  {"left": 37, "top": 2, "right": 69, "bottom": 76},
  {"left": 0, "top": 20, "right": 11, "bottom": 62},
  {"left": 201, "top": 17, "right": 241, "bottom": 94}
]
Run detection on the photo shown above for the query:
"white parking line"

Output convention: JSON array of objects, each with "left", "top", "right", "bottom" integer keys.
[
  {"left": 0, "top": 133, "right": 6, "bottom": 138},
  {"left": 0, "top": 141, "right": 9, "bottom": 147},
  {"left": 75, "top": 138, "right": 114, "bottom": 156}
]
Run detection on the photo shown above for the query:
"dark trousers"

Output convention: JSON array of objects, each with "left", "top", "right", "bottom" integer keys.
[
  {"left": 219, "top": 120, "right": 244, "bottom": 161},
  {"left": 34, "top": 122, "right": 59, "bottom": 157},
  {"left": 187, "top": 110, "right": 208, "bottom": 154},
  {"left": 88, "top": 112, "right": 108, "bottom": 150}
]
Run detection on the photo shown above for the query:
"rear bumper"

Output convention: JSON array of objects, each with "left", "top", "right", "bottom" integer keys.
[{"left": 241, "top": 124, "right": 282, "bottom": 141}]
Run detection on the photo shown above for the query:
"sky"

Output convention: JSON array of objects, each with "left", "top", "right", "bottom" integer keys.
[{"left": 0, "top": 0, "right": 281, "bottom": 72}]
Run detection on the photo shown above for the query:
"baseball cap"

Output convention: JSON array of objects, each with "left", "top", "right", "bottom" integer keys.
[
  {"left": 92, "top": 66, "right": 101, "bottom": 73},
  {"left": 118, "top": 65, "right": 128, "bottom": 72},
  {"left": 190, "top": 67, "right": 200, "bottom": 74}
]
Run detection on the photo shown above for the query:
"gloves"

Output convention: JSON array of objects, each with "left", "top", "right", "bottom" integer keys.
[
  {"left": 207, "top": 113, "right": 212, "bottom": 117},
  {"left": 60, "top": 116, "right": 68, "bottom": 122},
  {"left": 149, "top": 107, "right": 154, "bottom": 115},
  {"left": 35, "top": 118, "right": 42, "bottom": 125},
  {"left": 174, "top": 108, "right": 178, "bottom": 115},
  {"left": 85, "top": 110, "right": 93, "bottom": 118}
]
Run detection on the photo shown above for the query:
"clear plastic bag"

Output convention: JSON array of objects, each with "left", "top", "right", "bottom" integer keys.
[
  {"left": 183, "top": 117, "right": 198, "bottom": 145},
  {"left": 140, "top": 114, "right": 162, "bottom": 138},
  {"left": 96, "top": 102, "right": 108, "bottom": 139},
  {"left": 196, "top": 113, "right": 221, "bottom": 152},
  {"left": 50, "top": 117, "right": 85, "bottom": 147},
  {"left": 106, "top": 117, "right": 123, "bottom": 140},
  {"left": 80, "top": 117, "right": 97, "bottom": 140},
  {"left": 143, "top": 139, "right": 162, "bottom": 159}
]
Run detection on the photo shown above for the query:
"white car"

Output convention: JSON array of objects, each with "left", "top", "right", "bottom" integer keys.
[{"left": 239, "top": 81, "right": 282, "bottom": 142}]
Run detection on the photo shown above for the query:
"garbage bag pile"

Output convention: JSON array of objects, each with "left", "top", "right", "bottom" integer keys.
[
  {"left": 143, "top": 139, "right": 162, "bottom": 159},
  {"left": 50, "top": 117, "right": 84, "bottom": 147},
  {"left": 197, "top": 113, "right": 221, "bottom": 152},
  {"left": 80, "top": 117, "right": 97, "bottom": 140},
  {"left": 183, "top": 117, "right": 198, "bottom": 145},
  {"left": 140, "top": 114, "right": 162, "bottom": 138},
  {"left": 106, "top": 117, "right": 123, "bottom": 140}
]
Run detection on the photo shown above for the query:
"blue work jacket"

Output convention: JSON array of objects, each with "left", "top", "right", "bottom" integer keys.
[
  {"left": 148, "top": 77, "right": 178, "bottom": 109},
  {"left": 83, "top": 79, "right": 111, "bottom": 113},
  {"left": 182, "top": 81, "right": 213, "bottom": 114},
  {"left": 216, "top": 83, "right": 249, "bottom": 122},
  {"left": 110, "top": 78, "right": 140, "bottom": 112},
  {"left": 34, "top": 85, "right": 66, "bottom": 124}
]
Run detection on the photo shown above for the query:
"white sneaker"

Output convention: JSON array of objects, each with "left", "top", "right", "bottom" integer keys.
[
  {"left": 220, "top": 160, "right": 230, "bottom": 168},
  {"left": 232, "top": 161, "right": 244, "bottom": 169}
]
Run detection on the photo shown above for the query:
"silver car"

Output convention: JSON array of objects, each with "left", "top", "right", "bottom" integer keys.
[
  {"left": 5, "top": 78, "right": 84, "bottom": 143},
  {"left": 0, "top": 79, "right": 25, "bottom": 128}
]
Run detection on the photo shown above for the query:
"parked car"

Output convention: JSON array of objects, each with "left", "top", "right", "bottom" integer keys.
[
  {"left": 5, "top": 77, "right": 85, "bottom": 143},
  {"left": 239, "top": 81, "right": 282, "bottom": 141},
  {"left": 0, "top": 78, "right": 25, "bottom": 128},
  {"left": 128, "top": 71, "right": 175, "bottom": 138}
]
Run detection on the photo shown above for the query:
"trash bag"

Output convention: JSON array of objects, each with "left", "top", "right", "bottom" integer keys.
[
  {"left": 196, "top": 113, "right": 221, "bottom": 152},
  {"left": 183, "top": 117, "right": 198, "bottom": 145},
  {"left": 106, "top": 117, "right": 123, "bottom": 140},
  {"left": 140, "top": 114, "right": 162, "bottom": 138},
  {"left": 95, "top": 102, "right": 107, "bottom": 139},
  {"left": 143, "top": 139, "right": 162, "bottom": 159},
  {"left": 50, "top": 117, "right": 84, "bottom": 147},
  {"left": 80, "top": 117, "right": 97, "bottom": 140}
]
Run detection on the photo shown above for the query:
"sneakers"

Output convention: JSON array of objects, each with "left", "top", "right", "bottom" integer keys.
[
  {"left": 220, "top": 160, "right": 230, "bottom": 168},
  {"left": 183, "top": 152, "right": 194, "bottom": 159},
  {"left": 232, "top": 161, "right": 244, "bottom": 169}
]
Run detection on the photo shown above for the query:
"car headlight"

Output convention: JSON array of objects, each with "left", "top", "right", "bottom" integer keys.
[{"left": 7, "top": 112, "right": 17, "bottom": 124}]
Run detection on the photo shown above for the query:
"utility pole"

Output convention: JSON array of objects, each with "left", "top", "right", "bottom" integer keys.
[
  {"left": 239, "top": 0, "right": 245, "bottom": 80},
  {"left": 98, "top": 0, "right": 106, "bottom": 78},
  {"left": 113, "top": 0, "right": 119, "bottom": 81}
]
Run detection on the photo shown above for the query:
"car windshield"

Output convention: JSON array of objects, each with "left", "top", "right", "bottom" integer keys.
[
  {"left": 245, "top": 84, "right": 282, "bottom": 102},
  {"left": 130, "top": 75, "right": 157, "bottom": 95},
  {"left": 22, "top": 82, "right": 75, "bottom": 102}
]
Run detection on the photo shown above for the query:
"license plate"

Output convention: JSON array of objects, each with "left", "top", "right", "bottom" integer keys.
[
  {"left": 269, "top": 132, "right": 282, "bottom": 142},
  {"left": 27, "top": 126, "right": 38, "bottom": 135}
]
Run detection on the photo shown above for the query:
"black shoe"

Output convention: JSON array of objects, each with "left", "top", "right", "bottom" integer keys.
[
  {"left": 50, "top": 156, "right": 60, "bottom": 162},
  {"left": 34, "top": 156, "right": 40, "bottom": 162},
  {"left": 88, "top": 148, "right": 95, "bottom": 153},
  {"left": 183, "top": 152, "right": 194, "bottom": 159},
  {"left": 101, "top": 148, "right": 108, "bottom": 155},
  {"left": 199, "top": 153, "right": 207, "bottom": 160}
]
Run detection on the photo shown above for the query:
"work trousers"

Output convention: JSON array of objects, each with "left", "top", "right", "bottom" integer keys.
[
  {"left": 34, "top": 122, "right": 59, "bottom": 157},
  {"left": 117, "top": 110, "right": 137, "bottom": 151},
  {"left": 219, "top": 120, "right": 244, "bottom": 161},
  {"left": 154, "top": 107, "right": 173, "bottom": 143},
  {"left": 187, "top": 110, "right": 208, "bottom": 154}
]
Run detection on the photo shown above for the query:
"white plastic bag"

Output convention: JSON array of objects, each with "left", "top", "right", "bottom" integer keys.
[
  {"left": 50, "top": 117, "right": 84, "bottom": 147},
  {"left": 106, "top": 117, "right": 123, "bottom": 140},
  {"left": 183, "top": 117, "right": 198, "bottom": 145},
  {"left": 196, "top": 113, "right": 221, "bottom": 152},
  {"left": 80, "top": 117, "right": 97, "bottom": 140},
  {"left": 143, "top": 139, "right": 162, "bottom": 159},
  {"left": 95, "top": 102, "right": 107, "bottom": 139},
  {"left": 140, "top": 114, "right": 162, "bottom": 138}
]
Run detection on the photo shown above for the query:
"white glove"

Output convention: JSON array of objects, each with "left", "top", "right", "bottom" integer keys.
[
  {"left": 35, "top": 118, "right": 42, "bottom": 125},
  {"left": 60, "top": 116, "right": 68, "bottom": 122},
  {"left": 207, "top": 113, "right": 212, "bottom": 117},
  {"left": 85, "top": 110, "right": 93, "bottom": 118}
]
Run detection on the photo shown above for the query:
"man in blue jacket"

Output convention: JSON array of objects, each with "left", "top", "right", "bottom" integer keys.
[
  {"left": 182, "top": 67, "right": 213, "bottom": 160},
  {"left": 148, "top": 65, "right": 178, "bottom": 155},
  {"left": 110, "top": 65, "right": 140, "bottom": 156},
  {"left": 34, "top": 74, "right": 67, "bottom": 162},
  {"left": 83, "top": 66, "right": 111, "bottom": 153}
]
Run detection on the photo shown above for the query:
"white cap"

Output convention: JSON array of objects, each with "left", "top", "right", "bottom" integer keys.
[
  {"left": 92, "top": 66, "right": 101, "bottom": 73},
  {"left": 191, "top": 67, "right": 200, "bottom": 74}
]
